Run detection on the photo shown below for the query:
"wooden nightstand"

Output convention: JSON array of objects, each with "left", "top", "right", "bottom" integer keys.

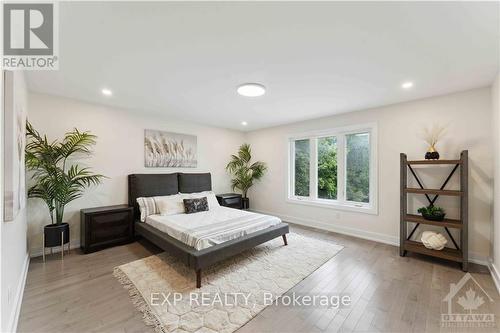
[
  {"left": 80, "top": 205, "right": 134, "bottom": 254},
  {"left": 216, "top": 193, "right": 243, "bottom": 209}
]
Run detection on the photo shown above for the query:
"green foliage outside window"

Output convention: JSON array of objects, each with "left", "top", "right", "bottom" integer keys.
[
  {"left": 346, "top": 133, "right": 370, "bottom": 203},
  {"left": 293, "top": 132, "right": 370, "bottom": 204},
  {"left": 294, "top": 139, "right": 310, "bottom": 196},
  {"left": 317, "top": 137, "right": 337, "bottom": 199}
]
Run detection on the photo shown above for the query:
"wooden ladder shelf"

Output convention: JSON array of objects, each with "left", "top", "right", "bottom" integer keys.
[{"left": 400, "top": 150, "right": 468, "bottom": 271}]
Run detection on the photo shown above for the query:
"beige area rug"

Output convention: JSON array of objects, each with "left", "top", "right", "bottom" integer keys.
[{"left": 114, "top": 233, "right": 343, "bottom": 333}]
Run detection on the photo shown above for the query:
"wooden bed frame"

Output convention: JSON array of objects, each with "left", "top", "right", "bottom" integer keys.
[{"left": 128, "top": 173, "right": 289, "bottom": 288}]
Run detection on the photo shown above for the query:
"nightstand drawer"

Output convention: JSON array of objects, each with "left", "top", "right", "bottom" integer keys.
[
  {"left": 216, "top": 193, "right": 243, "bottom": 209},
  {"left": 89, "top": 211, "right": 131, "bottom": 244},
  {"left": 81, "top": 205, "right": 134, "bottom": 253},
  {"left": 224, "top": 197, "right": 241, "bottom": 207}
]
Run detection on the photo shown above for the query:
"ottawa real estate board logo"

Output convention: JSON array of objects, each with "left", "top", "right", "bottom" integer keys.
[
  {"left": 2, "top": 2, "right": 59, "bottom": 70},
  {"left": 441, "top": 273, "right": 495, "bottom": 328}
]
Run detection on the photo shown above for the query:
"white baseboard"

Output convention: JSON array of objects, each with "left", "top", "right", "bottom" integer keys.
[
  {"left": 253, "top": 209, "right": 490, "bottom": 267},
  {"left": 7, "top": 253, "right": 29, "bottom": 333},
  {"left": 468, "top": 253, "right": 490, "bottom": 266},
  {"left": 30, "top": 241, "right": 80, "bottom": 258},
  {"left": 253, "top": 209, "right": 399, "bottom": 246},
  {"left": 488, "top": 260, "right": 500, "bottom": 295}
]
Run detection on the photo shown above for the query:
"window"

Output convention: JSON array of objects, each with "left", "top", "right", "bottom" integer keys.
[
  {"left": 346, "top": 133, "right": 370, "bottom": 203},
  {"left": 317, "top": 136, "right": 337, "bottom": 200},
  {"left": 294, "top": 139, "right": 310, "bottom": 197},
  {"left": 288, "top": 124, "right": 377, "bottom": 214}
]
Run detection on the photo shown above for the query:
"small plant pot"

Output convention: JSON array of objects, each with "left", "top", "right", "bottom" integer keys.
[
  {"left": 44, "top": 223, "right": 70, "bottom": 248},
  {"left": 421, "top": 212, "right": 446, "bottom": 222},
  {"left": 242, "top": 198, "right": 250, "bottom": 210}
]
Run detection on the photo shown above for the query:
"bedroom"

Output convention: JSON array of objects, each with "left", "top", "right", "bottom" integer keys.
[{"left": 0, "top": 1, "right": 499, "bottom": 332}]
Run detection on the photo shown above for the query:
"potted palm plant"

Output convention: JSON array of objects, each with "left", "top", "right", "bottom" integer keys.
[
  {"left": 26, "top": 121, "right": 104, "bottom": 252},
  {"left": 226, "top": 143, "right": 266, "bottom": 209}
]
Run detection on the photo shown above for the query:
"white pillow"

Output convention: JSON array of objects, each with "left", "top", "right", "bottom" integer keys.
[
  {"left": 136, "top": 196, "right": 160, "bottom": 222},
  {"left": 182, "top": 191, "right": 220, "bottom": 210},
  {"left": 157, "top": 193, "right": 187, "bottom": 216}
]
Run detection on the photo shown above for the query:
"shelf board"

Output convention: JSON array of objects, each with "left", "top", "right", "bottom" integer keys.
[
  {"left": 404, "top": 214, "right": 462, "bottom": 229},
  {"left": 404, "top": 240, "right": 463, "bottom": 262},
  {"left": 407, "top": 160, "right": 461, "bottom": 165},
  {"left": 404, "top": 188, "right": 462, "bottom": 196}
]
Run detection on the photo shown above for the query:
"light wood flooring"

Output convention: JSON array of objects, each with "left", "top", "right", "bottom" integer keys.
[{"left": 18, "top": 224, "right": 500, "bottom": 333}]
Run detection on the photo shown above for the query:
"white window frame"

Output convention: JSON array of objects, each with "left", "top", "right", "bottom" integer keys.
[{"left": 287, "top": 123, "right": 378, "bottom": 215}]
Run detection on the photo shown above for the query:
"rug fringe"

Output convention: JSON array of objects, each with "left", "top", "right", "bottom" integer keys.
[{"left": 113, "top": 267, "right": 167, "bottom": 333}]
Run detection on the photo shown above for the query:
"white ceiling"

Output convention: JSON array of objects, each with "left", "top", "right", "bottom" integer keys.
[{"left": 27, "top": 2, "right": 499, "bottom": 131}]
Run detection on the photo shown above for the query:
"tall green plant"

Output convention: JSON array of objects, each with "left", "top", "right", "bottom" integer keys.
[
  {"left": 226, "top": 143, "right": 266, "bottom": 198},
  {"left": 25, "top": 121, "right": 105, "bottom": 224}
]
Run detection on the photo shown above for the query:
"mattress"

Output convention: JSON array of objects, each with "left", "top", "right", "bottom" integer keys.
[{"left": 145, "top": 206, "right": 281, "bottom": 250}]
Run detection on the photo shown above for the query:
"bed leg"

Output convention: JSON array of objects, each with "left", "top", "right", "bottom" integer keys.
[
  {"left": 196, "top": 269, "right": 202, "bottom": 288},
  {"left": 282, "top": 234, "right": 288, "bottom": 246}
]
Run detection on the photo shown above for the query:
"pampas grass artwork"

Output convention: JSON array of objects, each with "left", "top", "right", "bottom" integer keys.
[{"left": 144, "top": 130, "right": 197, "bottom": 167}]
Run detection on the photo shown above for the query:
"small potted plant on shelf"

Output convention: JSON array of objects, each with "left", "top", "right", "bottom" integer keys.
[
  {"left": 26, "top": 121, "right": 104, "bottom": 256},
  {"left": 417, "top": 205, "right": 446, "bottom": 221},
  {"left": 226, "top": 143, "right": 267, "bottom": 209}
]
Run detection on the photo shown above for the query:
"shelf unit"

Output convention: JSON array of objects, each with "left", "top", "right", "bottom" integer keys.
[{"left": 400, "top": 151, "right": 468, "bottom": 271}]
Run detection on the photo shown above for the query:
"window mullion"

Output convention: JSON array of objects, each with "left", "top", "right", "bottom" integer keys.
[
  {"left": 310, "top": 137, "right": 318, "bottom": 199},
  {"left": 290, "top": 140, "right": 295, "bottom": 198},
  {"left": 337, "top": 135, "right": 345, "bottom": 203}
]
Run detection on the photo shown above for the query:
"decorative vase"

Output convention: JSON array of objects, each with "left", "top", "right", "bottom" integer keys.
[
  {"left": 44, "top": 223, "right": 70, "bottom": 248},
  {"left": 424, "top": 145, "right": 440, "bottom": 160},
  {"left": 242, "top": 197, "right": 249, "bottom": 210}
]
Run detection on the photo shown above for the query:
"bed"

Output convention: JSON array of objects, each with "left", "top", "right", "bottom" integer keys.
[{"left": 128, "top": 173, "right": 289, "bottom": 288}]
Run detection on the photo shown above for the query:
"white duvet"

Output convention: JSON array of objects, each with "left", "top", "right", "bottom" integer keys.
[{"left": 145, "top": 206, "right": 281, "bottom": 250}]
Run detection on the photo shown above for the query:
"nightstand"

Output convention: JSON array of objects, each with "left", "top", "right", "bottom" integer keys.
[
  {"left": 80, "top": 205, "right": 134, "bottom": 253},
  {"left": 216, "top": 193, "right": 243, "bottom": 209}
]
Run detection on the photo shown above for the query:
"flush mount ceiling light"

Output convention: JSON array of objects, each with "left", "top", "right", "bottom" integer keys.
[
  {"left": 237, "top": 83, "right": 266, "bottom": 97},
  {"left": 241, "top": 121, "right": 248, "bottom": 126},
  {"left": 101, "top": 88, "right": 112, "bottom": 96},
  {"left": 401, "top": 81, "right": 414, "bottom": 89}
]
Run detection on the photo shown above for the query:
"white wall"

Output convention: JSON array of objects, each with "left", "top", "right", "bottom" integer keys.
[
  {"left": 246, "top": 87, "right": 493, "bottom": 262},
  {"left": 491, "top": 74, "right": 500, "bottom": 291},
  {"left": 1, "top": 71, "right": 29, "bottom": 332},
  {"left": 27, "top": 93, "right": 245, "bottom": 255}
]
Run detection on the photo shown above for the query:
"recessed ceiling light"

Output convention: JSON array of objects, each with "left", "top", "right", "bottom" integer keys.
[
  {"left": 102, "top": 88, "right": 112, "bottom": 96},
  {"left": 401, "top": 82, "right": 414, "bottom": 89},
  {"left": 237, "top": 83, "right": 266, "bottom": 97},
  {"left": 241, "top": 121, "right": 248, "bottom": 126}
]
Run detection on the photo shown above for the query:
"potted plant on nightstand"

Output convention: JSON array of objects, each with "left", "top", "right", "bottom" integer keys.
[
  {"left": 226, "top": 143, "right": 267, "bottom": 209},
  {"left": 25, "top": 121, "right": 104, "bottom": 259}
]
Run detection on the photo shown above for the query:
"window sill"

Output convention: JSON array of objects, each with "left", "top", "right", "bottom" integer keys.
[{"left": 286, "top": 197, "right": 378, "bottom": 215}]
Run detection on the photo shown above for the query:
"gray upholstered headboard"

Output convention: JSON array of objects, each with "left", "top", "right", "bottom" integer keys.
[{"left": 128, "top": 173, "right": 212, "bottom": 220}]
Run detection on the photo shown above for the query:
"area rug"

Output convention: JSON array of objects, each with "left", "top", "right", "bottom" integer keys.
[{"left": 114, "top": 233, "right": 343, "bottom": 333}]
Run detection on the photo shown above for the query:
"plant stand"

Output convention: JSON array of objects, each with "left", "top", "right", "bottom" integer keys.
[
  {"left": 43, "top": 223, "right": 70, "bottom": 262},
  {"left": 400, "top": 150, "right": 468, "bottom": 271}
]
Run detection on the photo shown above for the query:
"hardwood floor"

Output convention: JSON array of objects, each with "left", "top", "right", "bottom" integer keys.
[{"left": 18, "top": 224, "right": 500, "bottom": 333}]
